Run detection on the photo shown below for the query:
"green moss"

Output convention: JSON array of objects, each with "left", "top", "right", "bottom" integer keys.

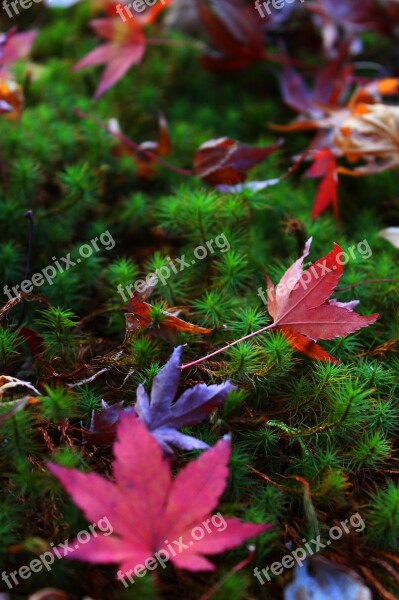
[{"left": 0, "top": 6, "right": 398, "bottom": 598}]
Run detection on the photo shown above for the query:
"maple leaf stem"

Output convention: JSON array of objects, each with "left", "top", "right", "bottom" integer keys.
[
  {"left": 74, "top": 109, "right": 194, "bottom": 177},
  {"left": 180, "top": 322, "right": 277, "bottom": 370}
]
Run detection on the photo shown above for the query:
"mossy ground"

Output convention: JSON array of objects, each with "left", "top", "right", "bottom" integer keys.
[{"left": 0, "top": 5, "right": 399, "bottom": 599}]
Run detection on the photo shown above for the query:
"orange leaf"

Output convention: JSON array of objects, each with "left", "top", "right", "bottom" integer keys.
[
  {"left": 0, "top": 76, "right": 23, "bottom": 120},
  {"left": 125, "top": 287, "right": 211, "bottom": 340},
  {"left": 279, "top": 327, "right": 338, "bottom": 364}
]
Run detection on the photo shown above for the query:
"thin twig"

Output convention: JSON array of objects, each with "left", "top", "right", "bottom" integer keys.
[{"left": 67, "top": 368, "right": 110, "bottom": 388}]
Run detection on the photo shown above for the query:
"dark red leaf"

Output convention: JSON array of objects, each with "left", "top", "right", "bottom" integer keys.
[
  {"left": 280, "top": 58, "right": 353, "bottom": 116},
  {"left": 197, "top": 0, "right": 264, "bottom": 70},
  {"left": 194, "top": 137, "right": 283, "bottom": 185},
  {"left": 83, "top": 401, "right": 127, "bottom": 445}
]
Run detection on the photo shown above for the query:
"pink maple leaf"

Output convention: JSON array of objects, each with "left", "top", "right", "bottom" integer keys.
[
  {"left": 73, "top": 17, "right": 146, "bottom": 99},
  {"left": 0, "top": 29, "right": 37, "bottom": 73},
  {"left": 48, "top": 413, "right": 270, "bottom": 577}
]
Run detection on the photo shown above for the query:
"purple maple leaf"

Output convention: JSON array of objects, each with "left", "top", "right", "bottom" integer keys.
[{"left": 134, "top": 346, "right": 235, "bottom": 453}]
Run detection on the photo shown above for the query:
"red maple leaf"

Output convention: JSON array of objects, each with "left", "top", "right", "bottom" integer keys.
[
  {"left": 72, "top": 0, "right": 171, "bottom": 100},
  {"left": 48, "top": 413, "right": 270, "bottom": 576},
  {"left": 265, "top": 239, "right": 378, "bottom": 361},
  {"left": 73, "top": 17, "right": 147, "bottom": 98},
  {"left": 181, "top": 239, "right": 378, "bottom": 369},
  {"left": 306, "top": 148, "right": 339, "bottom": 220},
  {"left": 0, "top": 29, "right": 37, "bottom": 72}
]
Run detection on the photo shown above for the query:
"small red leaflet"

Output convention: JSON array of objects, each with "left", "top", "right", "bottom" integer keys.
[
  {"left": 125, "top": 283, "right": 211, "bottom": 342},
  {"left": 305, "top": 148, "right": 339, "bottom": 220}
]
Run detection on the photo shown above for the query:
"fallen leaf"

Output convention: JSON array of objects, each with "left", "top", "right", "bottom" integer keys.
[
  {"left": 379, "top": 227, "right": 399, "bottom": 249},
  {"left": 126, "top": 284, "right": 211, "bottom": 341},
  {"left": 48, "top": 413, "right": 270, "bottom": 576},
  {"left": 0, "top": 29, "right": 37, "bottom": 69},
  {"left": 279, "top": 58, "right": 353, "bottom": 117},
  {"left": 284, "top": 556, "right": 372, "bottom": 600},
  {"left": 134, "top": 346, "right": 235, "bottom": 452},
  {"left": 215, "top": 177, "right": 282, "bottom": 193},
  {"left": 272, "top": 76, "right": 399, "bottom": 218},
  {"left": 73, "top": 17, "right": 146, "bottom": 98},
  {"left": 83, "top": 400, "right": 127, "bottom": 445},
  {"left": 194, "top": 137, "right": 283, "bottom": 186},
  {"left": 305, "top": 0, "right": 376, "bottom": 57},
  {"left": 138, "top": 0, "right": 173, "bottom": 24},
  {"left": 0, "top": 375, "right": 40, "bottom": 396},
  {"left": 110, "top": 113, "right": 171, "bottom": 177},
  {"left": 196, "top": 0, "right": 265, "bottom": 70},
  {"left": 266, "top": 238, "right": 378, "bottom": 361},
  {"left": 43, "top": 0, "right": 81, "bottom": 6},
  {"left": 72, "top": 0, "right": 172, "bottom": 98},
  {"left": 0, "top": 75, "right": 23, "bottom": 119},
  {"left": 335, "top": 103, "right": 399, "bottom": 175},
  {"left": 306, "top": 148, "right": 339, "bottom": 219}
]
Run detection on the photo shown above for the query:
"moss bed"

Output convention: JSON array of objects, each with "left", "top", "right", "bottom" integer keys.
[{"left": 0, "top": 2, "right": 399, "bottom": 599}]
